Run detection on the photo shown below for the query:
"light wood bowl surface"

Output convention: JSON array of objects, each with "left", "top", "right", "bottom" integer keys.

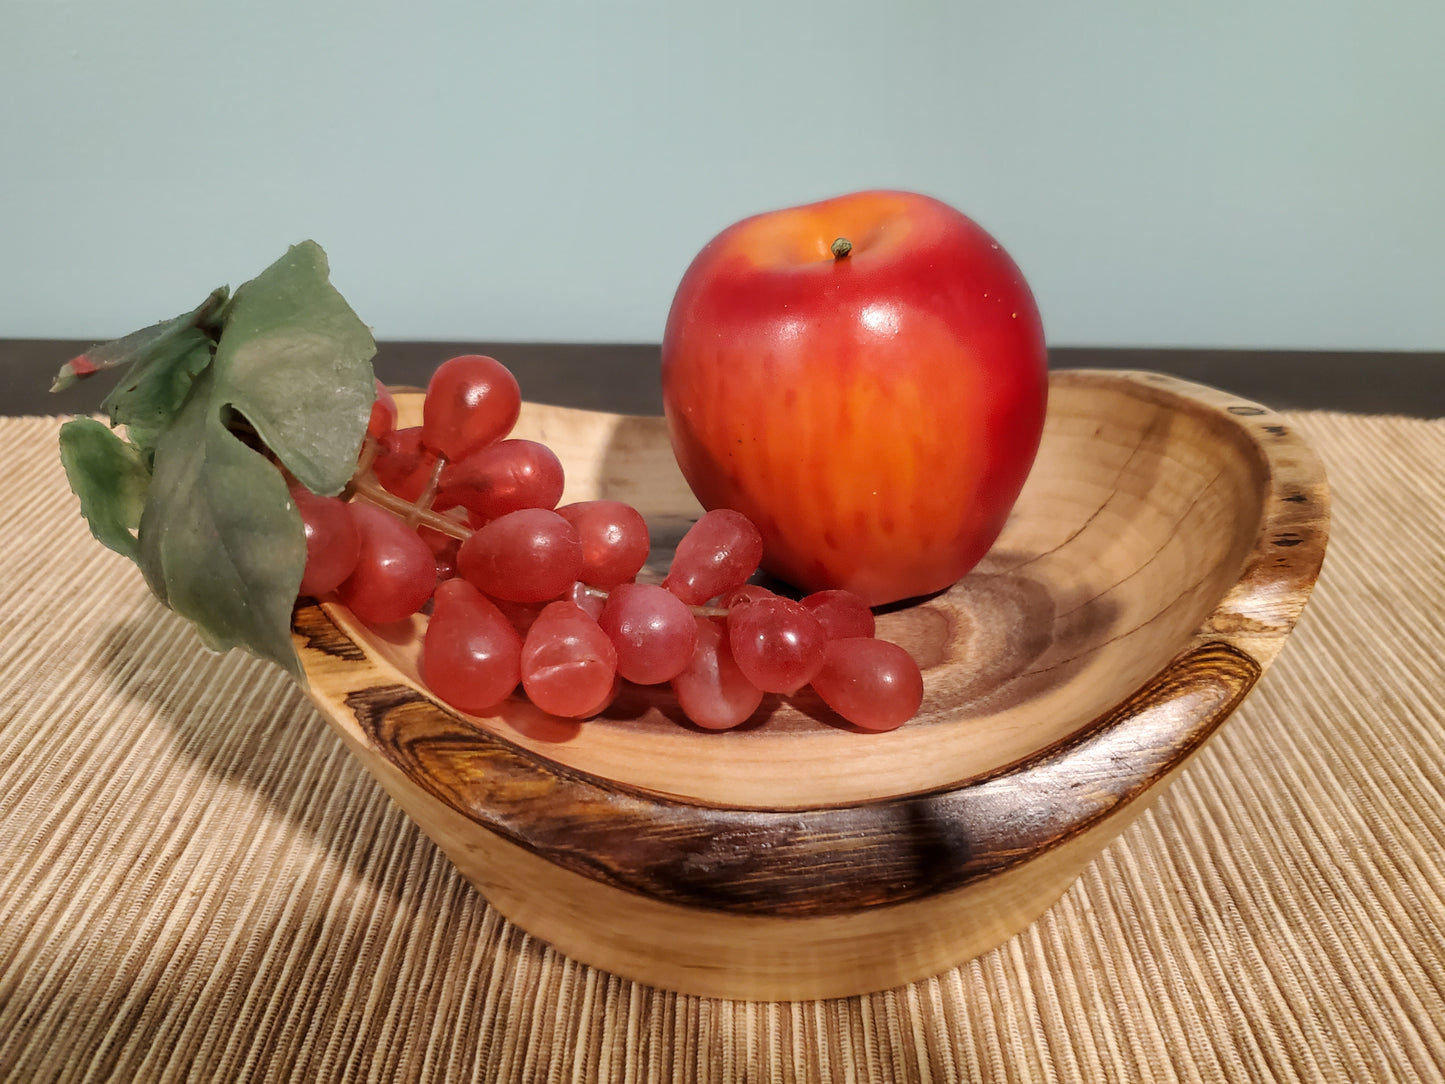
[{"left": 292, "top": 369, "right": 1328, "bottom": 1000}]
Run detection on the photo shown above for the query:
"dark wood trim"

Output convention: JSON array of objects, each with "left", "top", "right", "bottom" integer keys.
[
  {"left": 314, "top": 635, "right": 1256, "bottom": 917},
  {"left": 5, "top": 338, "right": 1441, "bottom": 418}
]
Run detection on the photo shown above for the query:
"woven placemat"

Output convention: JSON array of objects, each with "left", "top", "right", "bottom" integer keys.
[{"left": 1, "top": 410, "right": 1441, "bottom": 1083}]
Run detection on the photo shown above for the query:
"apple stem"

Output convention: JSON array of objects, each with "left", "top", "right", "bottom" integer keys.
[{"left": 830, "top": 237, "right": 853, "bottom": 260}]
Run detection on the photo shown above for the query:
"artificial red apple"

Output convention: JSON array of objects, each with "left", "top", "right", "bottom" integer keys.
[{"left": 661, "top": 189, "right": 1048, "bottom": 606}]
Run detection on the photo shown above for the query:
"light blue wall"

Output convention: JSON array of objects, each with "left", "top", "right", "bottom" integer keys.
[{"left": 3, "top": 2, "right": 1442, "bottom": 350}]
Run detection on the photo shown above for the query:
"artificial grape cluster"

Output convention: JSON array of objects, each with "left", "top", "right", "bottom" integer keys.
[{"left": 291, "top": 355, "right": 925, "bottom": 732}]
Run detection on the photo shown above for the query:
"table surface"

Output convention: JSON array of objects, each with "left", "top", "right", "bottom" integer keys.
[
  {"left": 2, "top": 340, "right": 1443, "bottom": 1082},
  {"left": 6, "top": 338, "right": 1444, "bottom": 418}
]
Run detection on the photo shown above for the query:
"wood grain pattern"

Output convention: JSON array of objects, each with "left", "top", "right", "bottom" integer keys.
[
  {"left": 292, "top": 370, "right": 1329, "bottom": 998},
  {"left": 294, "top": 629, "right": 1258, "bottom": 917}
]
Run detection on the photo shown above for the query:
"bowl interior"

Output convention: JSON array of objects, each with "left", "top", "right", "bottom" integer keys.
[{"left": 324, "top": 372, "right": 1271, "bottom": 809}]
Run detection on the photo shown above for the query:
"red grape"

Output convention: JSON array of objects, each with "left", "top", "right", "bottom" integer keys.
[
  {"left": 597, "top": 582, "right": 697, "bottom": 685},
  {"left": 437, "top": 439, "right": 565, "bottom": 519},
  {"left": 372, "top": 426, "right": 440, "bottom": 502},
  {"left": 727, "top": 595, "right": 827, "bottom": 694},
  {"left": 416, "top": 523, "right": 464, "bottom": 582},
  {"left": 432, "top": 540, "right": 460, "bottom": 583},
  {"left": 367, "top": 378, "right": 397, "bottom": 440},
  {"left": 557, "top": 500, "right": 651, "bottom": 588},
  {"left": 422, "top": 355, "right": 521, "bottom": 461},
  {"left": 335, "top": 502, "right": 437, "bottom": 623},
  {"left": 416, "top": 506, "right": 465, "bottom": 546},
  {"left": 291, "top": 486, "right": 360, "bottom": 597},
  {"left": 491, "top": 596, "right": 547, "bottom": 635},
  {"left": 456, "top": 507, "right": 582, "bottom": 603},
  {"left": 719, "top": 584, "right": 776, "bottom": 608},
  {"left": 663, "top": 508, "right": 764, "bottom": 605},
  {"left": 800, "top": 589, "right": 875, "bottom": 639},
  {"left": 422, "top": 578, "right": 522, "bottom": 714},
  {"left": 309, "top": 352, "right": 926, "bottom": 735},
  {"left": 568, "top": 580, "right": 607, "bottom": 621},
  {"left": 520, "top": 601, "right": 619, "bottom": 718},
  {"left": 810, "top": 638, "right": 924, "bottom": 732},
  {"left": 671, "top": 616, "right": 763, "bottom": 730}
]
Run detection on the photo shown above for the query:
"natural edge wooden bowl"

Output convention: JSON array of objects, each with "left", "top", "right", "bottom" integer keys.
[{"left": 291, "top": 369, "right": 1329, "bottom": 1001}]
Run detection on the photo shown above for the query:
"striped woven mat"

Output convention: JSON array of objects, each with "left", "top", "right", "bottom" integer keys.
[{"left": 1, "top": 410, "right": 1442, "bottom": 1083}]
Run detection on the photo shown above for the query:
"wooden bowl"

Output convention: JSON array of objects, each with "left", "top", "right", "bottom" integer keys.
[{"left": 291, "top": 369, "right": 1328, "bottom": 1000}]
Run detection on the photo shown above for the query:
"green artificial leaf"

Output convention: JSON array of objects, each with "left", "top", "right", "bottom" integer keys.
[
  {"left": 100, "top": 328, "right": 215, "bottom": 458},
  {"left": 211, "top": 241, "right": 375, "bottom": 496},
  {"left": 57, "top": 418, "right": 150, "bottom": 560},
  {"left": 50, "top": 287, "right": 228, "bottom": 393},
  {"left": 137, "top": 367, "right": 307, "bottom": 679},
  {"left": 52, "top": 241, "right": 377, "bottom": 680}
]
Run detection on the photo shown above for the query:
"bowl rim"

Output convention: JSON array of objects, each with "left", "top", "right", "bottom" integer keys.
[{"left": 292, "top": 369, "right": 1329, "bottom": 918}]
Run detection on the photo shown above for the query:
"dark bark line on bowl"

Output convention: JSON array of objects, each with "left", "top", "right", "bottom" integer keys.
[
  {"left": 294, "top": 602, "right": 368, "bottom": 661},
  {"left": 321, "top": 629, "right": 1259, "bottom": 918}
]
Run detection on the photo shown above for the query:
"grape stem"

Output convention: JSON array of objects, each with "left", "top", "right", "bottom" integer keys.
[
  {"left": 349, "top": 474, "right": 473, "bottom": 540},
  {"left": 347, "top": 458, "right": 731, "bottom": 616},
  {"left": 409, "top": 456, "right": 448, "bottom": 529},
  {"left": 572, "top": 581, "right": 727, "bottom": 619}
]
